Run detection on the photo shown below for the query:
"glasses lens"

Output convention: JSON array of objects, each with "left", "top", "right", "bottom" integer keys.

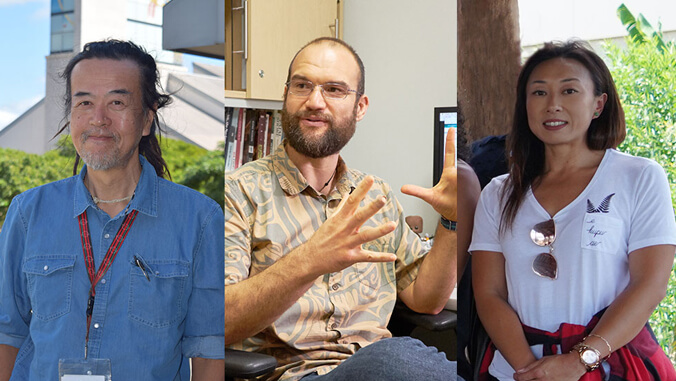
[
  {"left": 530, "top": 219, "right": 555, "bottom": 246},
  {"left": 321, "top": 83, "right": 349, "bottom": 99},
  {"left": 289, "top": 79, "right": 313, "bottom": 96},
  {"left": 532, "top": 253, "right": 558, "bottom": 280}
]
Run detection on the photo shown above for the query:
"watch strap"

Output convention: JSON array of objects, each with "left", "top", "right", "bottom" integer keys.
[{"left": 440, "top": 217, "right": 456, "bottom": 231}]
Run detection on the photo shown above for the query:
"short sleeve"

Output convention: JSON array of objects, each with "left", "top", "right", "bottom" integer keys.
[
  {"left": 469, "top": 176, "right": 506, "bottom": 254},
  {"left": 0, "top": 197, "right": 32, "bottom": 348},
  {"left": 627, "top": 161, "right": 676, "bottom": 253},
  {"left": 224, "top": 178, "right": 253, "bottom": 286}
]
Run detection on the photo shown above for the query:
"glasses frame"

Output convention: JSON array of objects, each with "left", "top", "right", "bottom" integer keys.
[{"left": 285, "top": 79, "right": 360, "bottom": 100}]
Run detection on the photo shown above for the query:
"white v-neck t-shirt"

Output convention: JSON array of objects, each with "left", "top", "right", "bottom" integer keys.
[{"left": 469, "top": 149, "right": 676, "bottom": 380}]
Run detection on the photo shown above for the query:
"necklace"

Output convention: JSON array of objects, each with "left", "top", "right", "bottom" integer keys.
[
  {"left": 318, "top": 169, "right": 337, "bottom": 192},
  {"left": 92, "top": 194, "right": 133, "bottom": 204}
]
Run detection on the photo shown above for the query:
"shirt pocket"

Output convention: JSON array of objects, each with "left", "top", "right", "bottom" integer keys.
[
  {"left": 128, "top": 257, "right": 190, "bottom": 328},
  {"left": 22, "top": 255, "right": 76, "bottom": 321},
  {"left": 580, "top": 213, "right": 624, "bottom": 254}
]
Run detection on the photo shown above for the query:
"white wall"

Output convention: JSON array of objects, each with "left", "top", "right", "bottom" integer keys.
[{"left": 341, "top": 0, "right": 457, "bottom": 235}]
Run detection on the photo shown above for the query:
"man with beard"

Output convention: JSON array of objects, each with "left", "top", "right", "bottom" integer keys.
[
  {"left": 224, "top": 37, "right": 457, "bottom": 380},
  {"left": 0, "top": 40, "right": 224, "bottom": 380}
]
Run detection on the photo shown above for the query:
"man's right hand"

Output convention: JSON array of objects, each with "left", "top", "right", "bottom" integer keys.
[
  {"left": 225, "top": 175, "right": 398, "bottom": 345},
  {"left": 299, "top": 175, "right": 397, "bottom": 277}
]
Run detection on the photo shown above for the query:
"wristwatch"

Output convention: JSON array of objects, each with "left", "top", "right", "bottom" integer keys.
[
  {"left": 572, "top": 344, "right": 602, "bottom": 371},
  {"left": 440, "top": 216, "right": 456, "bottom": 231}
]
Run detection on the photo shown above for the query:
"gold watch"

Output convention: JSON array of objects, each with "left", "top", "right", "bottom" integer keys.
[{"left": 572, "top": 343, "right": 602, "bottom": 371}]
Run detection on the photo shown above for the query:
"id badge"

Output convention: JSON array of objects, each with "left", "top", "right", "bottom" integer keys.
[{"left": 58, "top": 358, "right": 112, "bottom": 381}]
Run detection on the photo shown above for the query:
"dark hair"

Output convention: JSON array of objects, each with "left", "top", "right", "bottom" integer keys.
[
  {"left": 501, "top": 40, "right": 625, "bottom": 232},
  {"left": 56, "top": 39, "right": 172, "bottom": 179},
  {"left": 285, "top": 37, "right": 366, "bottom": 98}
]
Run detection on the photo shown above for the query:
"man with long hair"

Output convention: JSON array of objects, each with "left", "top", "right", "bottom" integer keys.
[{"left": 0, "top": 40, "right": 224, "bottom": 380}]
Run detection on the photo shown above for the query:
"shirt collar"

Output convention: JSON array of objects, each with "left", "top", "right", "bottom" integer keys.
[
  {"left": 73, "top": 155, "right": 159, "bottom": 218},
  {"left": 272, "top": 141, "right": 355, "bottom": 197}
]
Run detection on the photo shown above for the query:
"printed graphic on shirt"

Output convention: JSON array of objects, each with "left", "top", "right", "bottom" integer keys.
[
  {"left": 586, "top": 193, "right": 615, "bottom": 213},
  {"left": 582, "top": 194, "right": 622, "bottom": 253}
]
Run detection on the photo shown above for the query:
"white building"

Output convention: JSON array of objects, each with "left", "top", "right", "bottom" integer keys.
[{"left": 0, "top": 0, "right": 225, "bottom": 154}]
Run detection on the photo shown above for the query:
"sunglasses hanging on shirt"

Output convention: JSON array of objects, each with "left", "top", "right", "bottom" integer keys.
[{"left": 530, "top": 219, "right": 558, "bottom": 280}]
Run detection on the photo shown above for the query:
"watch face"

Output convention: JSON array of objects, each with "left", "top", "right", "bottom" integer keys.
[{"left": 581, "top": 349, "right": 600, "bottom": 364}]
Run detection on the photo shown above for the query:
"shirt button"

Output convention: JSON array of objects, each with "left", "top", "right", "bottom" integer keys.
[
  {"left": 93, "top": 323, "right": 100, "bottom": 329},
  {"left": 104, "top": 233, "right": 110, "bottom": 239},
  {"left": 101, "top": 279, "right": 106, "bottom": 284},
  {"left": 43, "top": 265, "right": 49, "bottom": 271},
  {"left": 331, "top": 284, "right": 340, "bottom": 291}
]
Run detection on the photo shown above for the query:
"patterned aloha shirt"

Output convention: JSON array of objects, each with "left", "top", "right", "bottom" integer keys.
[{"left": 225, "top": 142, "right": 428, "bottom": 381}]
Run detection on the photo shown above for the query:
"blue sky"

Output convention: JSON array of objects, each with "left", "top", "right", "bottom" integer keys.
[
  {"left": 0, "top": 0, "right": 49, "bottom": 129},
  {"left": 0, "top": 0, "right": 222, "bottom": 130}
]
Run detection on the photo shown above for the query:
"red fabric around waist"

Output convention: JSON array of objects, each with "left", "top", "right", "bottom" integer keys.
[{"left": 477, "top": 309, "right": 675, "bottom": 381}]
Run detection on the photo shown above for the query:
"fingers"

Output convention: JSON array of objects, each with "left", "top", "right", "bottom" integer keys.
[
  {"left": 445, "top": 127, "right": 456, "bottom": 168},
  {"left": 356, "top": 249, "right": 397, "bottom": 263},
  {"left": 355, "top": 221, "right": 397, "bottom": 244},
  {"left": 348, "top": 196, "right": 387, "bottom": 231},
  {"left": 337, "top": 176, "right": 375, "bottom": 216},
  {"left": 400, "top": 184, "right": 433, "bottom": 204}
]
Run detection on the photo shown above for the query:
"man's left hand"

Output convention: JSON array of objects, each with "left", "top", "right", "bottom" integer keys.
[{"left": 401, "top": 128, "right": 457, "bottom": 221}]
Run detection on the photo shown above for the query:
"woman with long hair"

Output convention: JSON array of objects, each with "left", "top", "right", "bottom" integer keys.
[{"left": 470, "top": 41, "right": 676, "bottom": 380}]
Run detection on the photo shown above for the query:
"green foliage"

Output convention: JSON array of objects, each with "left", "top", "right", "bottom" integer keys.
[
  {"left": 0, "top": 136, "right": 224, "bottom": 227},
  {"left": 161, "top": 138, "right": 225, "bottom": 208},
  {"left": 606, "top": 4, "right": 676, "bottom": 363},
  {"left": 0, "top": 142, "right": 74, "bottom": 223}
]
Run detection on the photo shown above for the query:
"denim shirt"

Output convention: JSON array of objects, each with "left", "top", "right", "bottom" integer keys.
[{"left": 0, "top": 156, "right": 224, "bottom": 380}]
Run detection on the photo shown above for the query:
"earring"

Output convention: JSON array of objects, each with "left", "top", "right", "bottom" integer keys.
[{"left": 594, "top": 112, "right": 600, "bottom": 117}]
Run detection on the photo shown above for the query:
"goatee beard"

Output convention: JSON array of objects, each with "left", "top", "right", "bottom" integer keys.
[{"left": 281, "top": 107, "right": 357, "bottom": 159}]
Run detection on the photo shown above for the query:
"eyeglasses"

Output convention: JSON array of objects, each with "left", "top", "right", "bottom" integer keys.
[
  {"left": 286, "top": 79, "right": 359, "bottom": 100},
  {"left": 530, "top": 219, "right": 558, "bottom": 280}
]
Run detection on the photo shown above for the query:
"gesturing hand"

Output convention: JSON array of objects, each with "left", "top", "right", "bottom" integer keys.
[
  {"left": 401, "top": 128, "right": 457, "bottom": 221},
  {"left": 302, "top": 175, "right": 398, "bottom": 276}
]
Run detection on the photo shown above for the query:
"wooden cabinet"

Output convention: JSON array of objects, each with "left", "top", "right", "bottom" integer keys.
[{"left": 225, "top": 0, "right": 342, "bottom": 104}]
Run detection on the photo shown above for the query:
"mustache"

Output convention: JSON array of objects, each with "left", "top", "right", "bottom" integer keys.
[
  {"left": 81, "top": 129, "right": 117, "bottom": 140},
  {"left": 295, "top": 111, "right": 333, "bottom": 123}
]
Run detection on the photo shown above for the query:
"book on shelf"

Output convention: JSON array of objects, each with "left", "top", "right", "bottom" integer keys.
[{"left": 225, "top": 107, "right": 284, "bottom": 172}]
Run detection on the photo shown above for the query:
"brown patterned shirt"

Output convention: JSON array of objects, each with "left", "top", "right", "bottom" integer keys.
[{"left": 225, "top": 143, "right": 427, "bottom": 380}]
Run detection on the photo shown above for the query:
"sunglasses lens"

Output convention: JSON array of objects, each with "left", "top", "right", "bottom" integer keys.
[
  {"left": 532, "top": 253, "right": 558, "bottom": 280},
  {"left": 530, "top": 219, "right": 556, "bottom": 246}
]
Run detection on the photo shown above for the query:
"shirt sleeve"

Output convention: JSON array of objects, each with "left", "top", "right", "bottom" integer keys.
[
  {"left": 627, "top": 161, "right": 676, "bottom": 253},
  {"left": 181, "top": 202, "right": 225, "bottom": 359},
  {"left": 0, "top": 196, "right": 32, "bottom": 348},
  {"left": 469, "top": 177, "right": 505, "bottom": 254},
  {"left": 223, "top": 177, "right": 253, "bottom": 287}
]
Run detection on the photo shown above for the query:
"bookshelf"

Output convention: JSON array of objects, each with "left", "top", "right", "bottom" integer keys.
[{"left": 224, "top": 107, "right": 284, "bottom": 172}]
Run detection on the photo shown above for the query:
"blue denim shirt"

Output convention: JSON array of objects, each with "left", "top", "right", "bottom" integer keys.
[{"left": 0, "top": 156, "right": 224, "bottom": 380}]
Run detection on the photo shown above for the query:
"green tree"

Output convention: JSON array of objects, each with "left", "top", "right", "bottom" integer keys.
[{"left": 605, "top": 4, "right": 676, "bottom": 363}]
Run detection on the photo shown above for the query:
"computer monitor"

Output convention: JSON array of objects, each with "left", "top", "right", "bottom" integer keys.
[{"left": 433, "top": 106, "right": 457, "bottom": 185}]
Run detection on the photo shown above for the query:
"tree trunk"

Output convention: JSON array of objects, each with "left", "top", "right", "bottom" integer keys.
[{"left": 458, "top": 0, "right": 522, "bottom": 142}]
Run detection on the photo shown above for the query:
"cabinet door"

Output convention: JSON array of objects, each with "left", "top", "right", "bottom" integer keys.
[{"left": 247, "top": 0, "right": 339, "bottom": 101}]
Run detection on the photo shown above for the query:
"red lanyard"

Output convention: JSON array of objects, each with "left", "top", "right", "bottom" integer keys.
[{"left": 77, "top": 209, "right": 138, "bottom": 358}]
